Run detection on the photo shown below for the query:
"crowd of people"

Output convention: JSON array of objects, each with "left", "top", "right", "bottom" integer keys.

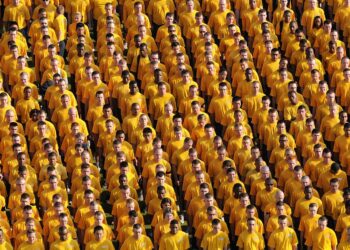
[{"left": 0, "top": 0, "right": 350, "bottom": 249}]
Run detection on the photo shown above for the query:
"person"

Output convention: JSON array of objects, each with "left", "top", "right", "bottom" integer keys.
[
  {"left": 267, "top": 215, "right": 298, "bottom": 250},
  {"left": 236, "top": 217, "right": 265, "bottom": 249},
  {"left": 306, "top": 216, "right": 337, "bottom": 250},
  {"left": 159, "top": 219, "right": 190, "bottom": 250},
  {"left": 50, "top": 226, "right": 79, "bottom": 250},
  {"left": 85, "top": 226, "right": 114, "bottom": 250},
  {"left": 120, "top": 224, "right": 153, "bottom": 250},
  {"left": 0, "top": 228, "right": 12, "bottom": 249},
  {"left": 338, "top": 227, "right": 350, "bottom": 249},
  {"left": 201, "top": 218, "right": 230, "bottom": 250},
  {"left": 299, "top": 203, "right": 321, "bottom": 247},
  {"left": 18, "top": 229, "right": 45, "bottom": 250}
]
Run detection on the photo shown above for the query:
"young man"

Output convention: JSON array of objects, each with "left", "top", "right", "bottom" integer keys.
[
  {"left": 201, "top": 218, "right": 230, "bottom": 250},
  {"left": 85, "top": 226, "right": 114, "bottom": 250},
  {"left": 236, "top": 217, "right": 265, "bottom": 249},
  {"left": 305, "top": 216, "right": 337, "bottom": 250},
  {"left": 120, "top": 223, "right": 153, "bottom": 250},
  {"left": 159, "top": 220, "right": 189, "bottom": 249},
  {"left": 268, "top": 215, "right": 298, "bottom": 250},
  {"left": 50, "top": 226, "right": 79, "bottom": 249}
]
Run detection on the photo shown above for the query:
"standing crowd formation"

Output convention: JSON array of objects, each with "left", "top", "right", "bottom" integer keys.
[{"left": 0, "top": 0, "right": 350, "bottom": 249}]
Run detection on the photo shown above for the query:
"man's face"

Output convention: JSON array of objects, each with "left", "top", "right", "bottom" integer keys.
[
  {"left": 26, "top": 221, "right": 35, "bottom": 231},
  {"left": 133, "top": 227, "right": 142, "bottom": 239},
  {"left": 345, "top": 71, "right": 350, "bottom": 81},
  {"left": 345, "top": 127, "right": 350, "bottom": 137},
  {"left": 94, "top": 230, "right": 104, "bottom": 241},
  {"left": 103, "top": 108, "right": 112, "bottom": 118},
  {"left": 269, "top": 112, "right": 277, "bottom": 121},
  {"left": 119, "top": 176, "right": 127, "bottom": 186},
  {"left": 205, "top": 197, "right": 214, "bottom": 207},
  {"left": 196, "top": 173, "right": 205, "bottom": 183},
  {"left": 241, "top": 196, "right": 250, "bottom": 206},
  {"left": 265, "top": 180, "right": 274, "bottom": 191},
  {"left": 166, "top": 15, "right": 174, "bottom": 24},
  {"left": 105, "top": 4, "right": 113, "bottom": 14},
  {"left": 92, "top": 73, "right": 100, "bottom": 83},
  {"left": 318, "top": 220, "right": 327, "bottom": 230},
  {"left": 58, "top": 81, "right": 66, "bottom": 91},
  {"left": 309, "top": 206, "right": 318, "bottom": 216},
  {"left": 247, "top": 220, "right": 256, "bottom": 231},
  {"left": 24, "top": 209, "right": 33, "bottom": 219},
  {"left": 278, "top": 219, "right": 288, "bottom": 229},
  {"left": 207, "top": 210, "right": 217, "bottom": 220},
  {"left": 158, "top": 85, "right": 167, "bottom": 95},
  {"left": 271, "top": 51, "right": 279, "bottom": 61},
  {"left": 59, "top": 228, "right": 68, "bottom": 241},
  {"left": 258, "top": 11, "right": 267, "bottom": 21},
  {"left": 219, "top": 85, "right": 227, "bottom": 96},
  {"left": 294, "top": 170, "right": 303, "bottom": 180},
  {"left": 48, "top": 155, "right": 56, "bottom": 164},
  {"left": 304, "top": 188, "right": 313, "bottom": 199},
  {"left": 251, "top": 148, "right": 260, "bottom": 159},
  {"left": 252, "top": 82, "right": 260, "bottom": 92},
  {"left": 122, "top": 188, "right": 131, "bottom": 199},
  {"left": 0, "top": 96, "right": 7, "bottom": 107},
  {"left": 129, "top": 83, "right": 138, "bottom": 94},
  {"left": 327, "top": 93, "right": 336, "bottom": 104},
  {"left": 313, "top": 147, "right": 322, "bottom": 158},
  {"left": 50, "top": 178, "right": 58, "bottom": 189},
  {"left": 182, "top": 73, "right": 190, "bottom": 82},
  {"left": 302, "top": 177, "right": 311, "bottom": 187},
  {"left": 20, "top": 74, "right": 28, "bottom": 84},
  {"left": 127, "top": 202, "right": 135, "bottom": 211},
  {"left": 61, "top": 96, "right": 70, "bottom": 106},
  {"left": 170, "top": 223, "right": 179, "bottom": 234},
  {"left": 246, "top": 209, "right": 255, "bottom": 218},
  {"left": 96, "top": 215, "right": 104, "bottom": 225},
  {"left": 85, "top": 194, "right": 94, "bottom": 204},
  {"left": 21, "top": 197, "right": 30, "bottom": 206},
  {"left": 261, "top": 169, "right": 270, "bottom": 179},
  {"left": 323, "top": 152, "right": 332, "bottom": 162},
  {"left": 227, "top": 171, "right": 236, "bottom": 181},
  {"left": 82, "top": 167, "right": 92, "bottom": 176},
  {"left": 138, "top": 27, "right": 146, "bottom": 37},
  {"left": 27, "top": 232, "right": 36, "bottom": 244},
  {"left": 330, "top": 182, "right": 339, "bottom": 192},
  {"left": 95, "top": 94, "right": 104, "bottom": 105},
  {"left": 131, "top": 105, "right": 140, "bottom": 115}
]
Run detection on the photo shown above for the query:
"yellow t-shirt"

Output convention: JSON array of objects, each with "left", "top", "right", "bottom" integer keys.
[
  {"left": 50, "top": 238, "right": 79, "bottom": 250},
  {"left": 201, "top": 231, "right": 230, "bottom": 250},
  {"left": 158, "top": 231, "right": 190, "bottom": 250},
  {"left": 120, "top": 235, "right": 154, "bottom": 250},
  {"left": 267, "top": 227, "right": 298, "bottom": 250},
  {"left": 85, "top": 239, "right": 114, "bottom": 250},
  {"left": 306, "top": 227, "right": 337, "bottom": 249},
  {"left": 3, "top": 4, "right": 30, "bottom": 30},
  {"left": 236, "top": 230, "right": 265, "bottom": 250},
  {"left": 18, "top": 240, "right": 45, "bottom": 250}
]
